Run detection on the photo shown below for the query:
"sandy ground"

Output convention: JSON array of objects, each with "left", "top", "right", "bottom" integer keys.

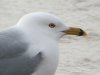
[{"left": 0, "top": 0, "right": 100, "bottom": 75}]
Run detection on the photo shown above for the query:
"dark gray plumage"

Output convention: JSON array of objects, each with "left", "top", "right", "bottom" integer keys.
[{"left": 0, "top": 28, "right": 43, "bottom": 75}]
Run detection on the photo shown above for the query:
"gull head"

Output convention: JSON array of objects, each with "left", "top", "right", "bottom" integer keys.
[{"left": 17, "top": 12, "right": 87, "bottom": 40}]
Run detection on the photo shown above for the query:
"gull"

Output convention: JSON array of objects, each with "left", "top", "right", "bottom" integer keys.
[{"left": 0, "top": 12, "right": 87, "bottom": 75}]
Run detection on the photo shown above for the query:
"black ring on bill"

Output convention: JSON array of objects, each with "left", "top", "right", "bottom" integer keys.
[{"left": 78, "top": 29, "right": 84, "bottom": 36}]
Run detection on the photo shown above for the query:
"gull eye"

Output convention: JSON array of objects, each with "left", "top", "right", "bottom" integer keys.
[{"left": 49, "top": 23, "right": 56, "bottom": 28}]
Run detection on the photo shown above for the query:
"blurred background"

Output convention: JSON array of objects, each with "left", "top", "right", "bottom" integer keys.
[{"left": 0, "top": 0, "right": 100, "bottom": 75}]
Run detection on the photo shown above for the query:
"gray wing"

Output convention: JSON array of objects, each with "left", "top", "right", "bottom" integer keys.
[
  {"left": 0, "top": 28, "right": 28, "bottom": 59},
  {"left": 0, "top": 28, "right": 43, "bottom": 75},
  {"left": 0, "top": 52, "right": 43, "bottom": 75}
]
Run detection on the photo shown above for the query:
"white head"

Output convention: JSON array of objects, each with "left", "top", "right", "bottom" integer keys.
[{"left": 17, "top": 12, "right": 87, "bottom": 40}]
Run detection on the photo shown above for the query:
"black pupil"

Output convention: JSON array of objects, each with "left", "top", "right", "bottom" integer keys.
[{"left": 49, "top": 23, "right": 55, "bottom": 28}]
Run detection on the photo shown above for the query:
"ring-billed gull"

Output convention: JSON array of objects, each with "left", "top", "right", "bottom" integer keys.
[{"left": 0, "top": 12, "right": 87, "bottom": 75}]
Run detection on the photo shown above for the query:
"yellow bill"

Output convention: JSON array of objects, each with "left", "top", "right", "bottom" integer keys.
[{"left": 63, "top": 27, "right": 87, "bottom": 36}]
